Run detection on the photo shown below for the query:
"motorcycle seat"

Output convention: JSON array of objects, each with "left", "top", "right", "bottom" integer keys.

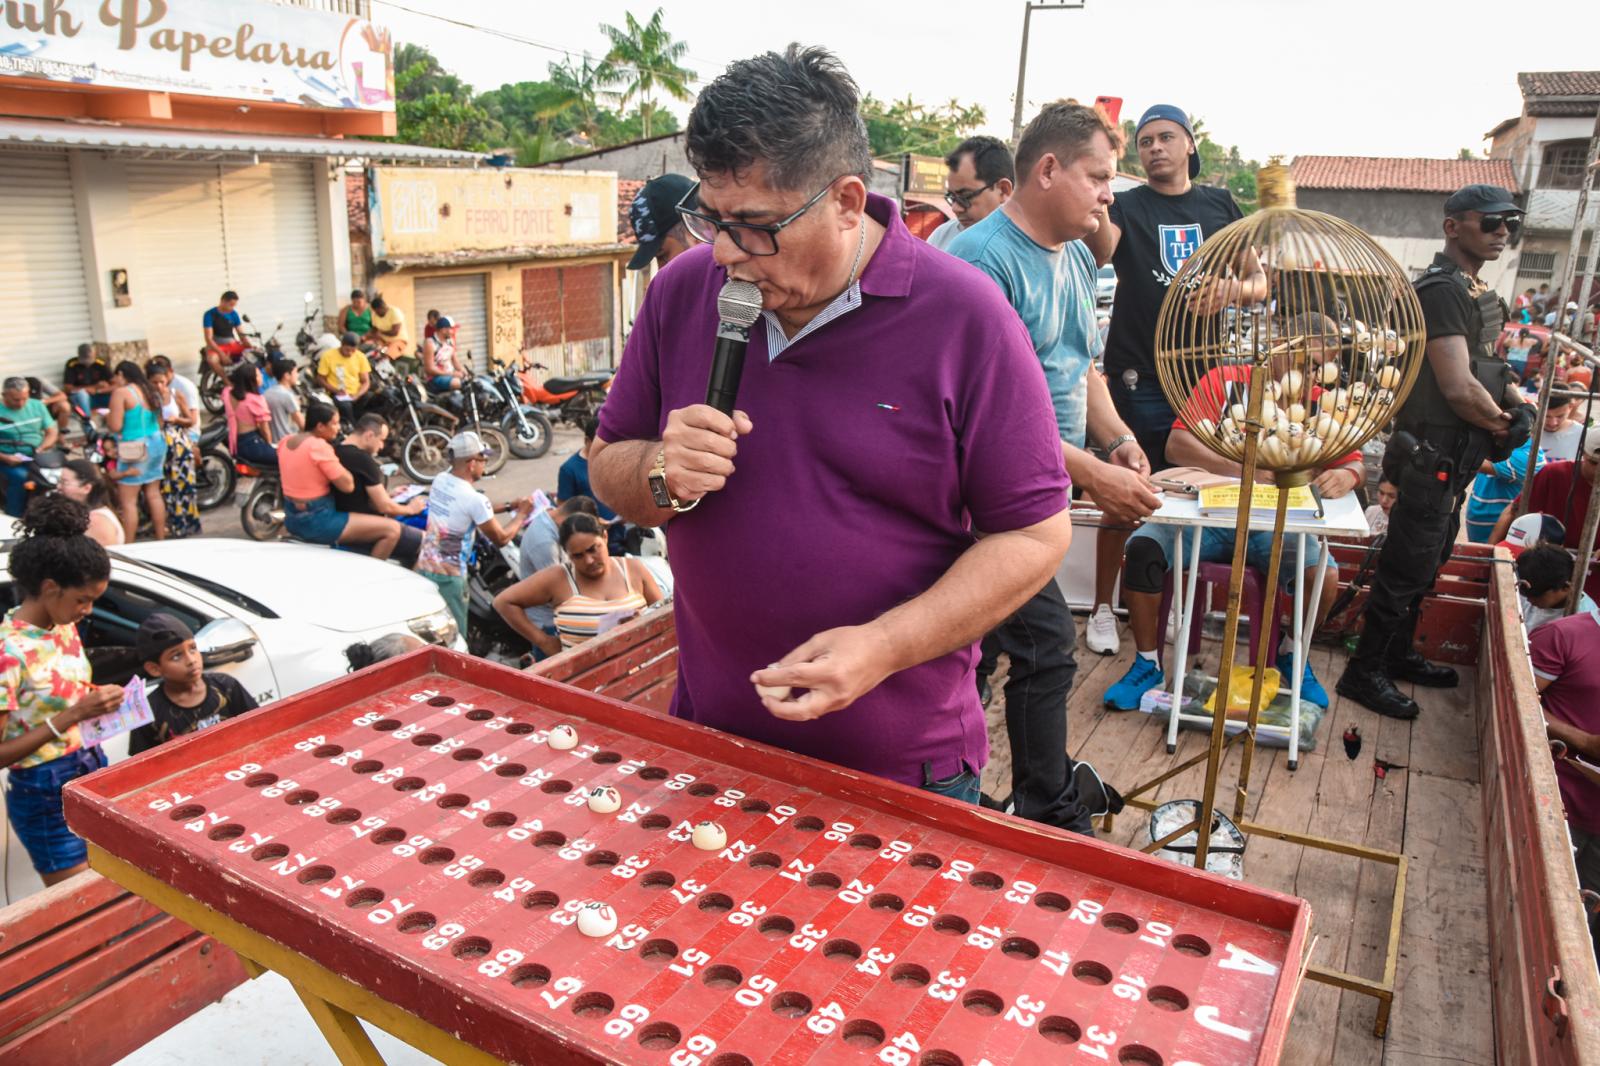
[
  {"left": 577, "top": 370, "right": 614, "bottom": 385},
  {"left": 541, "top": 376, "right": 583, "bottom": 393}
]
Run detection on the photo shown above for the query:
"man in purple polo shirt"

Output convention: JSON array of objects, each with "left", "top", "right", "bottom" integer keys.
[{"left": 591, "top": 45, "right": 1073, "bottom": 802}]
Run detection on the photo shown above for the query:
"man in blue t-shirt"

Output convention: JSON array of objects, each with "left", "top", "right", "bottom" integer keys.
[
  {"left": 202, "top": 290, "right": 246, "bottom": 379},
  {"left": 947, "top": 101, "right": 1152, "bottom": 833},
  {"left": 559, "top": 417, "right": 624, "bottom": 553}
]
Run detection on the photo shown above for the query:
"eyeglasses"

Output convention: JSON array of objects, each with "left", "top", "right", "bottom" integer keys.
[
  {"left": 677, "top": 177, "right": 840, "bottom": 257},
  {"left": 945, "top": 181, "right": 997, "bottom": 210},
  {"left": 1479, "top": 214, "right": 1523, "bottom": 238}
]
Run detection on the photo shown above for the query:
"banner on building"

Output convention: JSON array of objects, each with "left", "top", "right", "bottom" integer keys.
[
  {"left": 0, "top": 0, "right": 394, "bottom": 112},
  {"left": 370, "top": 167, "right": 620, "bottom": 258}
]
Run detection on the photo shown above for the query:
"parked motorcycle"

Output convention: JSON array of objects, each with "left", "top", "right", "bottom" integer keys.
[
  {"left": 482, "top": 361, "right": 552, "bottom": 459},
  {"left": 197, "top": 316, "right": 274, "bottom": 414},
  {"left": 519, "top": 362, "right": 612, "bottom": 429},
  {"left": 367, "top": 359, "right": 455, "bottom": 483},
  {"left": 238, "top": 461, "right": 283, "bottom": 541},
  {"left": 426, "top": 351, "right": 509, "bottom": 475},
  {"left": 193, "top": 419, "right": 237, "bottom": 513},
  {"left": 465, "top": 532, "right": 527, "bottom": 664},
  {"left": 18, "top": 448, "right": 66, "bottom": 508}
]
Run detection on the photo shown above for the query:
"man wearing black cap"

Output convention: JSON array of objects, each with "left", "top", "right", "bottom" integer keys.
[
  {"left": 1081, "top": 103, "right": 1265, "bottom": 655},
  {"left": 1337, "top": 184, "right": 1534, "bottom": 719},
  {"left": 628, "top": 174, "right": 696, "bottom": 273},
  {"left": 128, "top": 613, "right": 258, "bottom": 754}
]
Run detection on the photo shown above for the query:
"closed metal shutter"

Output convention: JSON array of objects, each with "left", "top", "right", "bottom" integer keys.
[
  {"left": 414, "top": 273, "right": 489, "bottom": 370},
  {"left": 128, "top": 160, "right": 324, "bottom": 375},
  {"left": 0, "top": 150, "right": 94, "bottom": 383}
]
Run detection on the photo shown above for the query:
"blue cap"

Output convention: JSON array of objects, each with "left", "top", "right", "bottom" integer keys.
[{"left": 1136, "top": 104, "right": 1201, "bottom": 179}]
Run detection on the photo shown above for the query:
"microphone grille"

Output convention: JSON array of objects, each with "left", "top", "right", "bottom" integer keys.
[{"left": 717, "top": 279, "right": 764, "bottom": 328}]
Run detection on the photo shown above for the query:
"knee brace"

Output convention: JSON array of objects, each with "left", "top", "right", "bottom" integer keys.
[{"left": 1123, "top": 535, "right": 1172, "bottom": 594}]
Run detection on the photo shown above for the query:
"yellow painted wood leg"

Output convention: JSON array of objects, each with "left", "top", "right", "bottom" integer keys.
[
  {"left": 85, "top": 844, "right": 505, "bottom": 1066},
  {"left": 239, "top": 955, "right": 269, "bottom": 979},
  {"left": 293, "top": 982, "right": 389, "bottom": 1066}
]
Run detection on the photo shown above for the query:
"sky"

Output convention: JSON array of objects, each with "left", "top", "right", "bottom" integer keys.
[{"left": 372, "top": 0, "right": 1600, "bottom": 161}]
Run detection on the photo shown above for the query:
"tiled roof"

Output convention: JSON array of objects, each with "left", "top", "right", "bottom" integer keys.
[
  {"left": 1518, "top": 71, "right": 1600, "bottom": 98},
  {"left": 617, "top": 178, "right": 644, "bottom": 244},
  {"left": 1289, "top": 156, "right": 1521, "bottom": 194}
]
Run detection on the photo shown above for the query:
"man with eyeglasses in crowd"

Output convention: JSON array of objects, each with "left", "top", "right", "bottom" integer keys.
[
  {"left": 926, "top": 136, "right": 1014, "bottom": 253},
  {"left": 590, "top": 45, "right": 1074, "bottom": 807},
  {"left": 1338, "top": 184, "right": 1535, "bottom": 720}
]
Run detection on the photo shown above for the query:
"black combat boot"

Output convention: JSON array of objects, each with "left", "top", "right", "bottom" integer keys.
[
  {"left": 1385, "top": 648, "right": 1458, "bottom": 688},
  {"left": 1336, "top": 662, "right": 1421, "bottom": 720}
]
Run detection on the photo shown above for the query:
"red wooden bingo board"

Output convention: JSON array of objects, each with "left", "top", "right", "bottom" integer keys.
[{"left": 65, "top": 648, "right": 1309, "bottom": 1066}]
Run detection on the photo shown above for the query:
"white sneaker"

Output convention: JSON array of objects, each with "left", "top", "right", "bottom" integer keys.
[{"left": 1086, "top": 604, "right": 1120, "bottom": 656}]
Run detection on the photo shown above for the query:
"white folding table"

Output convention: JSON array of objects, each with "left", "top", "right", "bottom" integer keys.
[{"left": 1146, "top": 490, "right": 1370, "bottom": 770}]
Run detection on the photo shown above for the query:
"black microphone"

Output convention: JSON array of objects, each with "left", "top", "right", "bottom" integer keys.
[{"left": 706, "top": 279, "right": 763, "bottom": 415}]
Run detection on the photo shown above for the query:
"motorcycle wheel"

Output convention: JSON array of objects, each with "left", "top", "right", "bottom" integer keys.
[
  {"left": 503, "top": 406, "right": 553, "bottom": 459},
  {"left": 401, "top": 427, "right": 452, "bottom": 483},
  {"left": 240, "top": 480, "right": 284, "bottom": 541},
  {"left": 195, "top": 447, "right": 237, "bottom": 512},
  {"left": 198, "top": 365, "right": 224, "bottom": 414},
  {"left": 474, "top": 423, "right": 511, "bottom": 475}
]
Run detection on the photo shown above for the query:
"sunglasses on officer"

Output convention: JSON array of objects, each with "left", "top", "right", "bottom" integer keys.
[{"left": 1477, "top": 213, "right": 1522, "bottom": 238}]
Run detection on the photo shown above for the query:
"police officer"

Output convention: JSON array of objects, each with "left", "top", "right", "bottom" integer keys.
[{"left": 1336, "top": 184, "right": 1533, "bottom": 719}]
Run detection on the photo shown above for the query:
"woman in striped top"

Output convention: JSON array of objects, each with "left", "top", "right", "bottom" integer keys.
[{"left": 493, "top": 513, "right": 664, "bottom": 657}]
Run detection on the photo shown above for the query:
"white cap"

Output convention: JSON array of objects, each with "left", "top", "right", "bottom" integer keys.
[
  {"left": 1584, "top": 433, "right": 1600, "bottom": 462},
  {"left": 448, "top": 430, "right": 490, "bottom": 459}
]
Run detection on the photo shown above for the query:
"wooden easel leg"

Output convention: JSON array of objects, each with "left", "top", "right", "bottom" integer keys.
[
  {"left": 292, "top": 982, "right": 389, "bottom": 1066},
  {"left": 238, "top": 955, "right": 269, "bottom": 979}
]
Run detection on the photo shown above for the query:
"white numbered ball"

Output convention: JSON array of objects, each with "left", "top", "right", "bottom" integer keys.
[
  {"left": 1349, "top": 382, "right": 1369, "bottom": 405},
  {"left": 1258, "top": 434, "right": 1288, "bottom": 466},
  {"left": 1376, "top": 365, "right": 1401, "bottom": 391},
  {"left": 1260, "top": 401, "right": 1280, "bottom": 429},
  {"left": 1375, "top": 388, "right": 1396, "bottom": 408},
  {"left": 1319, "top": 361, "right": 1341, "bottom": 386},
  {"left": 690, "top": 821, "right": 727, "bottom": 851},
  {"left": 576, "top": 901, "right": 618, "bottom": 938},
  {"left": 1272, "top": 420, "right": 1290, "bottom": 444},
  {"left": 547, "top": 724, "right": 578, "bottom": 750},
  {"left": 587, "top": 785, "right": 621, "bottom": 814},
  {"left": 1194, "top": 418, "right": 1217, "bottom": 439},
  {"left": 1230, "top": 403, "right": 1249, "bottom": 425},
  {"left": 1328, "top": 387, "right": 1351, "bottom": 412},
  {"left": 1311, "top": 413, "right": 1337, "bottom": 440},
  {"left": 1279, "top": 370, "right": 1304, "bottom": 401},
  {"left": 1285, "top": 403, "right": 1306, "bottom": 425},
  {"left": 1286, "top": 422, "right": 1304, "bottom": 441},
  {"left": 754, "top": 664, "right": 791, "bottom": 702}
]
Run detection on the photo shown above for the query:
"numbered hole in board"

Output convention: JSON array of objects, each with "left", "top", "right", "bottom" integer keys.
[
  {"left": 397, "top": 911, "right": 437, "bottom": 934},
  {"left": 1148, "top": 985, "right": 1190, "bottom": 1012},
  {"left": 570, "top": 991, "right": 614, "bottom": 1019},
  {"left": 747, "top": 851, "right": 781, "bottom": 870},
  {"left": 539, "top": 779, "right": 573, "bottom": 795},
  {"left": 522, "top": 890, "right": 560, "bottom": 911},
  {"left": 419, "top": 846, "right": 455, "bottom": 866},
  {"left": 869, "top": 892, "right": 905, "bottom": 913},
  {"left": 392, "top": 777, "right": 426, "bottom": 793},
  {"left": 482, "top": 810, "right": 517, "bottom": 829},
  {"left": 792, "top": 816, "right": 824, "bottom": 832},
  {"left": 697, "top": 893, "right": 734, "bottom": 914},
  {"left": 495, "top": 763, "right": 527, "bottom": 778},
  {"left": 370, "top": 827, "right": 406, "bottom": 845},
  {"left": 638, "top": 870, "right": 676, "bottom": 891},
  {"left": 822, "top": 938, "right": 862, "bottom": 963},
  {"left": 326, "top": 808, "right": 362, "bottom": 825},
  {"left": 848, "top": 833, "right": 881, "bottom": 850},
  {"left": 510, "top": 963, "right": 551, "bottom": 988},
  {"left": 450, "top": 747, "right": 484, "bottom": 762},
  {"left": 409, "top": 733, "right": 444, "bottom": 748},
  {"left": 637, "top": 766, "right": 670, "bottom": 781},
  {"left": 637, "top": 1022, "right": 682, "bottom": 1050},
  {"left": 345, "top": 887, "right": 384, "bottom": 909},
  {"left": 296, "top": 865, "right": 336, "bottom": 886},
  {"left": 169, "top": 804, "right": 206, "bottom": 821},
  {"left": 283, "top": 790, "right": 319, "bottom": 806},
  {"left": 686, "top": 782, "right": 719, "bottom": 797},
  {"left": 841, "top": 1020, "right": 886, "bottom": 1049},
  {"left": 639, "top": 814, "right": 672, "bottom": 831},
  {"left": 1001, "top": 937, "right": 1040, "bottom": 961},
  {"left": 251, "top": 843, "right": 289, "bottom": 862},
  {"left": 436, "top": 793, "right": 470, "bottom": 810},
  {"left": 450, "top": 936, "right": 491, "bottom": 960},
  {"left": 468, "top": 868, "right": 506, "bottom": 889},
  {"left": 909, "top": 852, "right": 942, "bottom": 870},
  {"left": 889, "top": 963, "right": 930, "bottom": 988},
  {"left": 738, "top": 798, "right": 770, "bottom": 813},
  {"left": 756, "top": 915, "right": 795, "bottom": 939},
  {"left": 591, "top": 750, "right": 621, "bottom": 764},
  {"left": 312, "top": 744, "right": 343, "bottom": 759},
  {"left": 1037, "top": 1015, "right": 1083, "bottom": 1045},
  {"left": 969, "top": 871, "right": 1004, "bottom": 891},
  {"left": 1071, "top": 960, "right": 1113, "bottom": 986},
  {"left": 1173, "top": 933, "right": 1212, "bottom": 957},
  {"left": 707, "top": 1056, "right": 753, "bottom": 1066},
  {"left": 638, "top": 938, "right": 678, "bottom": 965},
  {"left": 505, "top": 722, "right": 537, "bottom": 736},
  {"left": 463, "top": 709, "right": 494, "bottom": 721},
  {"left": 583, "top": 850, "right": 621, "bottom": 868},
  {"left": 770, "top": 991, "right": 812, "bottom": 1019},
  {"left": 208, "top": 823, "right": 246, "bottom": 842},
  {"left": 1033, "top": 891, "right": 1071, "bottom": 913},
  {"left": 372, "top": 719, "right": 402, "bottom": 732},
  {"left": 1118, "top": 1047, "right": 1163, "bottom": 1066},
  {"left": 932, "top": 913, "right": 970, "bottom": 937},
  {"left": 533, "top": 831, "right": 567, "bottom": 850},
  {"left": 961, "top": 989, "right": 1003, "bottom": 1016},
  {"left": 426, "top": 695, "right": 456, "bottom": 707},
  {"left": 805, "top": 871, "right": 842, "bottom": 891},
  {"left": 243, "top": 772, "right": 278, "bottom": 788},
  {"left": 1101, "top": 912, "right": 1139, "bottom": 934},
  {"left": 702, "top": 964, "right": 743, "bottom": 989},
  {"left": 919, "top": 1050, "right": 962, "bottom": 1066},
  {"left": 351, "top": 760, "right": 383, "bottom": 775}
]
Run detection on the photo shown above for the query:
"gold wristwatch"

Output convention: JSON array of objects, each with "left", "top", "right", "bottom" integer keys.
[{"left": 648, "top": 448, "right": 699, "bottom": 513}]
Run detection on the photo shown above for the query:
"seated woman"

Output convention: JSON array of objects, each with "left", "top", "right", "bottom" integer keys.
[
  {"left": 57, "top": 459, "right": 124, "bottom": 547},
  {"left": 224, "top": 363, "right": 277, "bottom": 468},
  {"left": 493, "top": 513, "right": 664, "bottom": 660},
  {"left": 277, "top": 403, "right": 402, "bottom": 560}
]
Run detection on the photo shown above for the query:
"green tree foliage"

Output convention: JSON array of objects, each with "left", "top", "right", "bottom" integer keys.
[
  {"left": 393, "top": 43, "right": 500, "bottom": 151},
  {"left": 861, "top": 95, "right": 987, "bottom": 158},
  {"left": 598, "top": 8, "right": 694, "bottom": 140}
]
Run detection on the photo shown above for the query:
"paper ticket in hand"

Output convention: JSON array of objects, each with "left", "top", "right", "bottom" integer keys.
[{"left": 77, "top": 677, "right": 155, "bottom": 746}]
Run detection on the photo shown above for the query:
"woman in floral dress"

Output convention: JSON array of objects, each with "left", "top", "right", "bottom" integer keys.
[{"left": 148, "top": 360, "right": 200, "bottom": 537}]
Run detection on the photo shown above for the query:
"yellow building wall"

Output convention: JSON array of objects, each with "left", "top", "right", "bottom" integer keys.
[{"left": 371, "top": 167, "right": 618, "bottom": 258}]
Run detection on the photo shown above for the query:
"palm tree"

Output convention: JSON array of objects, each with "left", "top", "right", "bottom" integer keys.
[
  {"left": 598, "top": 8, "right": 693, "bottom": 140},
  {"left": 548, "top": 55, "right": 610, "bottom": 144}
]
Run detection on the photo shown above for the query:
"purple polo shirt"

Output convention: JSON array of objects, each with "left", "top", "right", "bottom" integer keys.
[{"left": 598, "top": 193, "right": 1070, "bottom": 786}]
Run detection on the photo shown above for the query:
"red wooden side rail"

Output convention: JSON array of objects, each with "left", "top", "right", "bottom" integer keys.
[
  {"left": 1479, "top": 548, "right": 1600, "bottom": 1064},
  {"left": 0, "top": 869, "right": 248, "bottom": 1066},
  {"left": 1323, "top": 540, "right": 1493, "bottom": 665},
  {"left": 530, "top": 605, "right": 678, "bottom": 711}
]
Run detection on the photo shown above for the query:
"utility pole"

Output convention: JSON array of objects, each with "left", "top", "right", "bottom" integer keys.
[{"left": 1010, "top": 1, "right": 1087, "bottom": 145}]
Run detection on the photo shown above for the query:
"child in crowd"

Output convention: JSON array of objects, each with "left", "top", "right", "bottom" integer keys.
[
  {"left": 1517, "top": 544, "right": 1598, "bottom": 635},
  {"left": 127, "top": 613, "right": 257, "bottom": 754},
  {"left": 1364, "top": 478, "right": 1397, "bottom": 536}
]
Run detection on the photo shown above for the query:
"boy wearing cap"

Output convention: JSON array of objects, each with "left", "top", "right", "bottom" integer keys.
[
  {"left": 417, "top": 431, "right": 534, "bottom": 631},
  {"left": 628, "top": 174, "right": 696, "bottom": 273},
  {"left": 128, "top": 613, "right": 257, "bottom": 755},
  {"left": 422, "top": 316, "right": 464, "bottom": 392}
]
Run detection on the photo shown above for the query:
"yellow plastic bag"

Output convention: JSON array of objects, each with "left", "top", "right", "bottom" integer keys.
[{"left": 1202, "top": 665, "right": 1281, "bottom": 719}]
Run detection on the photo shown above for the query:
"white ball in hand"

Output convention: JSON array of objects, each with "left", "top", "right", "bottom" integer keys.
[
  {"left": 576, "top": 901, "right": 618, "bottom": 938},
  {"left": 690, "top": 821, "right": 727, "bottom": 851},
  {"left": 547, "top": 724, "right": 578, "bottom": 750},
  {"left": 587, "top": 786, "right": 621, "bottom": 814},
  {"left": 755, "top": 664, "right": 791, "bottom": 702}
]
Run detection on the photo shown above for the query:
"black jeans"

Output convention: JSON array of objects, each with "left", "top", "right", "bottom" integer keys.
[
  {"left": 1108, "top": 371, "right": 1175, "bottom": 470},
  {"left": 978, "top": 579, "right": 1092, "bottom": 834},
  {"left": 1353, "top": 428, "right": 1486, "bottom": 667}
]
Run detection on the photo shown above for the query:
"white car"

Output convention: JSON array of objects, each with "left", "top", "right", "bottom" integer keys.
[{"left": 0, "top": 529, "right": 464, "bottom": 705}]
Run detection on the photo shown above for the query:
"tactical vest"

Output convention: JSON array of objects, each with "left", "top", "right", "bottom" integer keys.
[{"left": 1398, "top": 257, "right": 1513, "bottom": 432}]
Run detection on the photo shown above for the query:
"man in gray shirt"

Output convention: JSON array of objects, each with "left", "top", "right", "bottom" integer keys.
[{"left": 265, "top": 360, "right": 303, "bottom": 443}]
